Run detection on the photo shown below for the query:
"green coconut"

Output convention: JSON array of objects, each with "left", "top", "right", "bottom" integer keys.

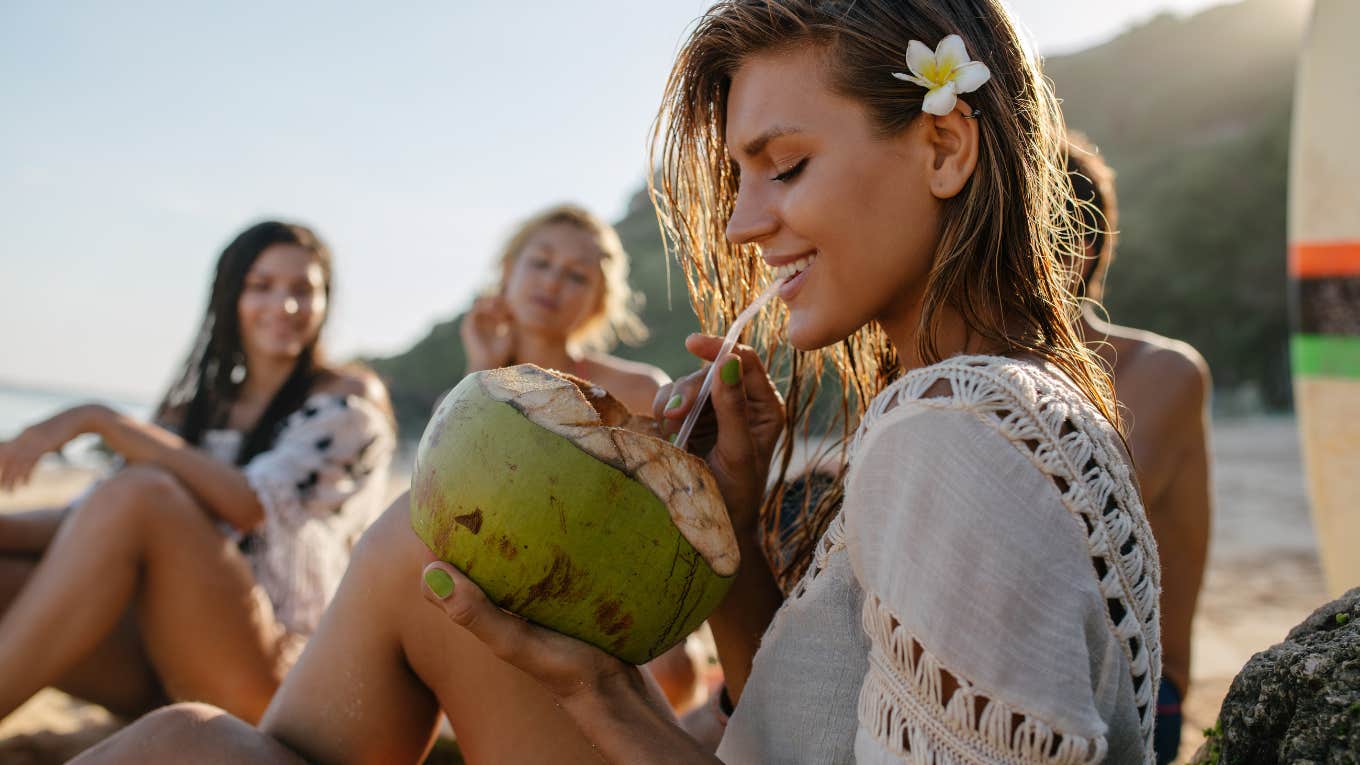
[{"left": 410, "top": 364, "right": 739, "bottom": 664}]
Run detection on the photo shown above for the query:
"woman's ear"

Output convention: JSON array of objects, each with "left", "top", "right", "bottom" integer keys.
[{"left": 925, "top": 98, "right": 980, "bottom": 200}]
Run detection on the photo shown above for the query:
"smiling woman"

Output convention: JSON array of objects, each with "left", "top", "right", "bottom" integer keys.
[
  {"left": 0, "top": 221, "right": 395, "bottom": 730},
  {"left": 460, "top": 204, "right": 667, "bottom": 415}
]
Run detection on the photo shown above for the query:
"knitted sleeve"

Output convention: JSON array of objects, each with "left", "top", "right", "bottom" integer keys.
[
  {"left": 243, "top": 393, "right": 394, "bottom": 526},
  {"left": 844, "top": 401, "right": 1116, "bottom": 765}
]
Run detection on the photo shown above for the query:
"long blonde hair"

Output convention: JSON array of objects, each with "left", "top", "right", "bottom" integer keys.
[
  {"left": 650, "top": 0, "right": 1119, "bottom": 589},
  {"left": 496, "top": 203, "right": 649, "bottom": 353}
]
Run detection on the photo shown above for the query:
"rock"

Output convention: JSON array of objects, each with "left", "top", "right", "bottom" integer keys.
[{"left": 1191, "top": 587, "right": 1360, "bottom": 764}]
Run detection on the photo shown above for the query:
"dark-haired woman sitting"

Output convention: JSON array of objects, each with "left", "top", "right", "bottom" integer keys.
[{"left": 0, "top": 221, "right": 395, "bottom": 725}]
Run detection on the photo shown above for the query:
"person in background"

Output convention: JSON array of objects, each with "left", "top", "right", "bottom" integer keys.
[
  {"left": 0, "top": 221, "right": 395, "bottom": 727},
  {"left": 1067, "top": 135, "right": 1213, "bottom": 765},
  {"left": 459, "top": 204, "right": 666, "bottom": 414}
]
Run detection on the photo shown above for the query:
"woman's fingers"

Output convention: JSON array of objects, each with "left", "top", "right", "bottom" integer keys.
[
  {"left": 653, "top": 372, "right": 704, "bottom": 424},
  {"left": 684, "top": 335, "right": 782, "bottom": 407},
  {"left": 420, "top": 562, "right": 626, "bottom": 701},
  {"left": 0, "top": 443, "right": 35, "bottom": 491},
  {"left": 706, "top": 353, "right": 757, "bottom": 475},
  {"left": 655, "top": 334, "right": 760, "bottom": 423},
  {"left": 422, "top": 562, "right": 531, "bottom": 664},
  {"left": 654, "top": 377, "right": 697, "bottom": 422}
]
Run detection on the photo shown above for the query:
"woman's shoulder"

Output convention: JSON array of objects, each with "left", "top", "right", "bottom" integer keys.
[
  {"left": 583, "top": 353, "right": 669, "bottom": 386},
  {"left": 854, "top": 354, "right": 1132, "bottom": 484},
  {"left": 258, "top": 366, "right": 396, "bottom": 462},
  {"left": 864, "top": 354, "right": 1108, "bottom": 432},
  {"left": 309, "top": 364, "right": 393, "bottom": 415},
  {"left": 581, "top": 353, "right": 668, "bottom": 413}
]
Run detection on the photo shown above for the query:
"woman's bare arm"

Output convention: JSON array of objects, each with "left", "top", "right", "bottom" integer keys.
[{"left": 87, "top": 406, "right": 267, "bottom": 531}]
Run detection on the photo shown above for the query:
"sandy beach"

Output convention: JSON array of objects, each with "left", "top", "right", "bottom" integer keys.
[{"left": 0, "top": 417, "right": 1334, "bottom": 763}]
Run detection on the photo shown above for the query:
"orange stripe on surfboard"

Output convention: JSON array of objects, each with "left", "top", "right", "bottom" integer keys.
[{"left": 1290, "top": 241, "right": 1360, "bottom": 278}]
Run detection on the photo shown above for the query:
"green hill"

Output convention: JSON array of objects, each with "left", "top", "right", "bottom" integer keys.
[
  {"left": 373, "top": 0, "right": 1307, "bottom": 438},
  {"left": 1049, "top": 0, "right": 1306, "bottom": 409}
]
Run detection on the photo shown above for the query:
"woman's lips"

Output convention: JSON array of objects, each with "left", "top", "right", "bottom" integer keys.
[
  {"left": 777, "top": 259, "right": 805, "bottom": 299},
  {"left": 775, "top": 254, "right": 815, "bottom": 302}
]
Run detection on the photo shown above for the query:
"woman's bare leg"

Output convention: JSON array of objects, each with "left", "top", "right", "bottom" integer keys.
[
  {"left": 1, "top": 509, "right": 165, "bottom": 718},
  {"left": 66, "top": 494, "right": 605, "bottom": 765},
  {"left": 0, "top": 506, "right": 67, "bottom": 554},
  {"left": 72, "top": 703, "right": 307, "bottom": 765},
  {"left": 0, "top": 554, "right": 164, "bottom": 717},
  {"left": 0, "top": 465, "right": 285, "bottom": 722}
]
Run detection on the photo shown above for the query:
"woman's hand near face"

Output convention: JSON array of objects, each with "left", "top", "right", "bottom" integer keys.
[
  {"left": 460, "top": 296, "right": 517, "bottom": 374},
  {"left": 0, "top": 405, "right": 109, "bottom": 491},
  {"left": 653, "top": 334, "right": 785, "bottom": 532}
]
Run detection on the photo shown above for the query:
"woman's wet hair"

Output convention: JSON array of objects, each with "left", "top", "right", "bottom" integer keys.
[
  {"left": 1066, "top": 132, "right": 1118, "bottom": 303},
  {"left": 495, "top": 203, "right": 648, "bottom": 353},
  {"left": 651, "top": 0, "right": 1118, "bottom": 588},
  {"left": 156, "top": 221, "right": 334, "bottom": 464}
]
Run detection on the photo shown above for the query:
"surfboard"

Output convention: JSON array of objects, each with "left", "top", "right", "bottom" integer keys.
[{"left": 1289, "top": 0, "right": 1360, "bottom": 599}]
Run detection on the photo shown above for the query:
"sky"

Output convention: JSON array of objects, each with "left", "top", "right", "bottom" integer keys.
[{"left": 1, "top": 0, "right": 1233, "bottom": 399}]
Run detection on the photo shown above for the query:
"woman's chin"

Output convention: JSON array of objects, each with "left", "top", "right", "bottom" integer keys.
[
  {"left": 786, "top": 319, "right": 842, "bottom": 353},
  {"left": 249, "top": 344, "right": 306, "bottom": 365}
]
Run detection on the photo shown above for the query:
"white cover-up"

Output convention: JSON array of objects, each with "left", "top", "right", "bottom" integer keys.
[
  {"left": 217, "top": 392, "right": 395, "bottom": 638},
  {"left": 717, "top": 355, "right": 1161, "bottom": 764}
]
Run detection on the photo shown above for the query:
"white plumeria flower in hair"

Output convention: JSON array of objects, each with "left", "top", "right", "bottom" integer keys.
[{"left": 893, "top": 34, "right": 991, "bottom": 117}]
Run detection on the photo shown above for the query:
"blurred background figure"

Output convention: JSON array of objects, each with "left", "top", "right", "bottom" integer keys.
[
  {"left": 0, "top": 222, "right": 394, "bottom": 740},
  {"left": 1067, "top": 138, "right": 1212, "bottom": 765},
  {"left": 459, "top": 203, "right": 665, "bottom": 413}
]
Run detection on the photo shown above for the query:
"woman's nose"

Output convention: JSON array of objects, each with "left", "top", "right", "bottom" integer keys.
[
  {"left": 282, "top": 296, "right": 299, "bottom": 315},
  {"left": 725, "top": 185, "right": 778, "bottom": 246},
  {"left": 540, "top": 271, "right": 564, "bottom": 294}
]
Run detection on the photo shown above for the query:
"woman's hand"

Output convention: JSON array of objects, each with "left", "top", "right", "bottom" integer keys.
[
  {"left": 419, "top": 561, "right": 720, "bottom": 764},
  {"left": 460, "top": 295, "right": 517, "bottom": 373},
  {"left": 653, "top": 334, "right": 785, "bottom": 531},
  {"left": 0, "top": 405, "right": 108, "bottom": 490},
  {"left": 420, "top": 560, "right": 648, "bottom": 706}
]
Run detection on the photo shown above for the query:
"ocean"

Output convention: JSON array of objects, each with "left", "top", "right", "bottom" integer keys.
[{"left": 0, "top": 383, "right": 153, "bottom": 467}]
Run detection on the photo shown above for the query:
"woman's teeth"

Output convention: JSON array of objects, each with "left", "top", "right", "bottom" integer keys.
[{"left": 773, "top": 255, "right": 815, "bottom": 282}]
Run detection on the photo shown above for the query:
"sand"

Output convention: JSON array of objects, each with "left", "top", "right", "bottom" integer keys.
[{"left": 0, "top": 417, "right": 1335, "bottom": 763}]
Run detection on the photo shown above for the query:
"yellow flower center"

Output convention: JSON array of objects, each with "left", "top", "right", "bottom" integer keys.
[{"left": 922, "top": 55, "right": 960, "bottom": 87}]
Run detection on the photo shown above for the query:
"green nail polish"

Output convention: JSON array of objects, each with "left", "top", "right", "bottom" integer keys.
[
  {"left": 668, "top": 433, "right": 678, "bottom": 444},
  {"left": 720, "top": 358, "right": 741, "bottom": 386},
  {"left": 665, "top": 394, "right": 683, "bottom": 411},
  {"left": 424, "top": 568, "right": 455, "bottom": 599}
]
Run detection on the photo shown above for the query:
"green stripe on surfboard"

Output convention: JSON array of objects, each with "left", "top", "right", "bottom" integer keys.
[{"left": 1292, "top": 334, "right": 1360, "bottom": 379}]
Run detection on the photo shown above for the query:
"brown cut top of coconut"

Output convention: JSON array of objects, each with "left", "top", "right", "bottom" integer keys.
[{"left": 479, "top": 365, "right": 739, "bottom": 577}]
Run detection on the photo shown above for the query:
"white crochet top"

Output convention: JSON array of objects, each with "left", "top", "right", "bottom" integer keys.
[
  {"left": 717, "top": 356, "right": 1161, "bottom": 764},
  {"left": 201, "top": 393, "right": 395, "bottom": 637}
]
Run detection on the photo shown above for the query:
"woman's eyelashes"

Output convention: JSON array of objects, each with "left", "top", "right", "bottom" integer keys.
[{"left": 771, "top": 157, "right": 809, "bottom": 183}]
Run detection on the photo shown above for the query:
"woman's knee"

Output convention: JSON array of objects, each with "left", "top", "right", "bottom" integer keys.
[
  {"left": 83, "top": 466, "right": 200, "bottom": 527},
  {"left": 350, "top": 492, "right": 419, "bottom": 576},
  {"left": 71, "top": 702, "right": 304, "bottom": 765}
]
